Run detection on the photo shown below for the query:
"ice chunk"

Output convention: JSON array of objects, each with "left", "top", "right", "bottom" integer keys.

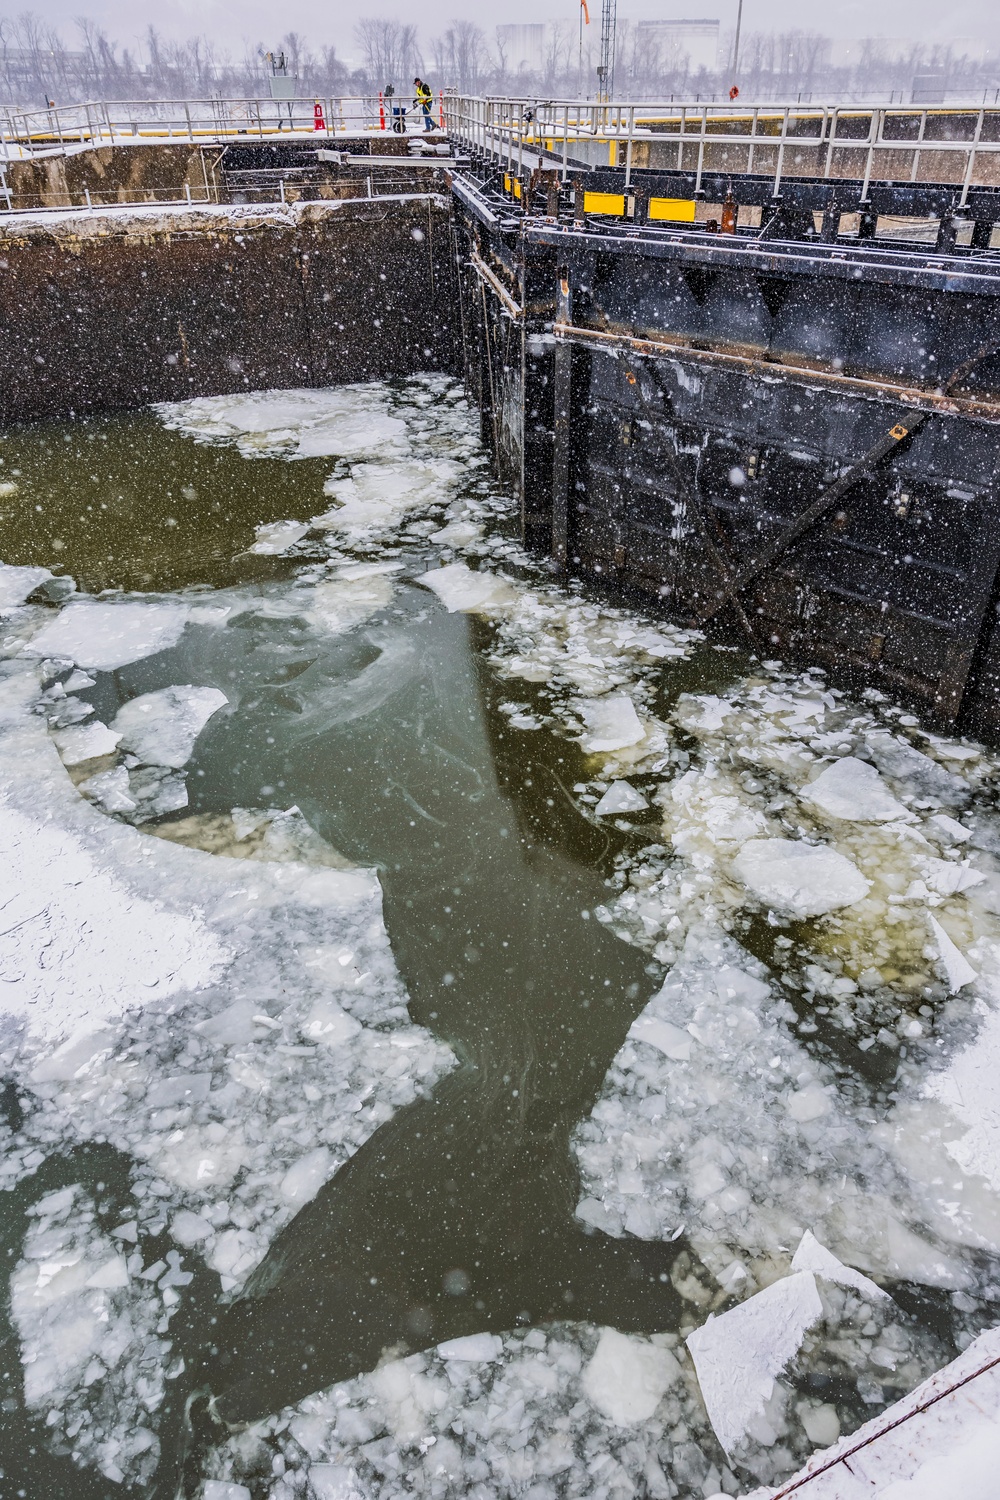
[
  {"left": 112, "top": 685, "right": 227, "bottom": 769},
  {"left": 801, "top": 756, "right": 912, "bottom": 823},
  {"left": 202, "top": 1484, "right": 251, "bottom": 1500},
  {"left": 432, "top": 519, "right": 483, "bottom": 546},
  {"left": 78, "top": 765, "right": 136, "bottom": 813},
  {"left": 437, "top": 1332, "right": 503, "bottom": 1361},
  {"left": 928, "top": 916, "right": 978, "bottom": 992},
  {"left": 418, "top": 561, "right": 516, "bottom": 614},
  {"left": 686, "top": 1271, "right": 823, "bottom": 1454},
  {"left": 318, "top": 458, "right": 460, "bottom": 538},
  {"left": 866, "top": 732, "right": 970, "bottom": 809},
  {"left": 594, "top": 780, "right": 649, "bottom": 816},
  {"left": 581, "top": 1328, "right": 679, "bottom": 1425},
  {"left": 791, "top": 1230, "right": 890, "bottom": 1300},
  {"left": 280, "top": 1147, "right": 334, "bottom": 1206},
  {"left": 732, "top": 838, "right": 869, "bottom": 917},
  {"left": 0, "top": 803, "right": 229, "bottom": 1042},
  {"left": 170, "top": 1210, "right": 214, "bottom": 1247},
  {"left": 928, "top": 813, "right": 972, "bottom": 844},
  {"left": 0, "top": 562, "right": 53, "bottom": 612},
  {"left": 84, "top": 1255, "right": 129, "bottom": 1289},
  {"left": 307, "top": 569, "right": 396, "bottom": 635},
  {"left": 23, "top": 599, "right": 189, "bottom": 671},
  {"left": 51, "top": 720, "right": 122, "bottom": 766},
  {"left": 307, "top": 1465, "right": 367, "bottom": 1500},
  {"left": 628, "top": 1014, "right": 693, "bottom": 1061},
  {"left": 127, "top": 766, "right": 190, "bottom": 821},
  {"left": 302, "top": 996, "right": 363, "bottom": 1045},
  {"left": 250, "top": 519, "right": 310, "bottom": 555},
  {"left": 576, "top": 695, "right": 646, "bottom": 754}
]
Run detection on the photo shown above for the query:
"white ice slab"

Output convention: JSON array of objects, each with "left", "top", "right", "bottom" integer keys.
[
  {"left": 51, "top": 720, "right": 122, "bottom": 766},
  {"left": 801, "top": 756, "right": 913, "bottom": 823},
  {"left": 594, "top": 780, "right": 649, "bottom": 816},
  {"left": 418, "top": 561, "right": 516, "bottom": 614},
  {"left": 791, "top": 1230, "right": 891, "bottom": 1300},
  {"left": 0, "top": 561, "right": 52, "bottom": 612},
  {"left": 22, "top": 599, "right": 189, "bottom": 671},
  {"left": 732, "top": 838, "right": 869, "bottom": 917},
  {"left": 112, "top": 685, "right": 228, "bottom": 769},
  {"left": 928, "top": 915, "right": 977, "bottom": 992},
  {"left": 250, "top": 519, "right": 311, "bottom": 554},
  {"left": 437, "top": 1333, "right": 504, "bottom": 1362},
  {"left": 686, "top": 1271, "right": 823, "bottom": 1454},
  {"left": 0, "top": 801, "right": 230, "bottom": 1043},
  {"left": 576, "top": 694, "right": 646, "bottom": 754}
]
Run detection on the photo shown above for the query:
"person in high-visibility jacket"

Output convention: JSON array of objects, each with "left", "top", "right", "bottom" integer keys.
[{"left": 414, "top": 77, "right": 434, "bottom": 131}]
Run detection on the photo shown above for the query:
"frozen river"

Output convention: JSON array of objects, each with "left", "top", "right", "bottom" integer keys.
[{"left": 2, "top": 377, "right": 1000, "bottom": 1499}]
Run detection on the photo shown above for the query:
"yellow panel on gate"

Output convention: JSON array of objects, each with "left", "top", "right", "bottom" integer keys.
[
  {"left": 584, "top": 191, "right": 626, "bottom": 216},
  {"left": 649, "top": 197, "right": 697, "bottom": 222},
  {"left": 513, "top": 178, "right": 522, "bottom": 198}
]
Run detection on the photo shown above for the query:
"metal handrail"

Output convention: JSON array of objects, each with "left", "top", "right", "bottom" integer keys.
[
  {"left": 443, "top": 94, "right": 1000, "bottom": 200},
  {"left": 0, "top": 93, "right": 448, "bottom": 159}
]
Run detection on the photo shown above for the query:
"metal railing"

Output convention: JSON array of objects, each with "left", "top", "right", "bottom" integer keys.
[
  {"left": 444, "top": 95, "right": 1000, "bottom": 203},
  {"left": 0, "top": 93, "right": 448, "bottom": 158}
]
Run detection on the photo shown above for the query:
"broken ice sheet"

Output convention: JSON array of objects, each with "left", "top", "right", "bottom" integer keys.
[
  {"left": 22, "top": 598, "right": 190, "bottom": 671},
  {"left": 51, "top": 718, "right": 122, "bottom": 766},
  {"left": 732, "top": 837, "right": 870, "bottom": 917},
  {"left": 0, "top": 560, "right": 53, "bottom": 613},
  {"left": 686, "top": 1270, "right": 824, "bottom": 1454},
  {"left": 112, "top": 685, "right": 227, "bottom": 769},
  {"left": 576, "top": 693, "right": 647, "bottom": 754},
  {"left": 250, "top": 519, "right": 311, "bottom": 555},
  {"left": 154, "top": 384, "right": 407, "bottom": 462},
  {"left": 418, "top": 559, "right": 517, "bottom": 614},
  {"left": 801, "top": 756, "right": 914, "bottom": 824},
  {"left": 594, "top": 780, "right": 649, "bottom": 816}
]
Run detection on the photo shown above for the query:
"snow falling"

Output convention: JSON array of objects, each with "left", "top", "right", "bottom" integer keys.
[{"left": 3, "top": 374, "right": 1000, "bottom": 1498}]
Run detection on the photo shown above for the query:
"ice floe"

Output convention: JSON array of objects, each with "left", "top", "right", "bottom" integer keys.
[
  {"left": 594, "top": 780, "right": 650, "bottom": 816},
  {"left": 801, "top": 756, "right": 913, "bottom": 824},
  {"left": 732, "top": 838, "right": 870, "bottom": 917},
  {"left": 22, "top": 597, "right": 190, "bottom": 671},
  {"left": 112, "top": 685, "right": 227, "bottom": 769},
  {"left": 0, "top": 560, "right": 53, "bottom": 612}
]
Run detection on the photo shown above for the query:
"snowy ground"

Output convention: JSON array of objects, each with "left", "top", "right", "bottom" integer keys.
[{"left": 4, "top": 374, "right": 1000, "bottom": 1496}]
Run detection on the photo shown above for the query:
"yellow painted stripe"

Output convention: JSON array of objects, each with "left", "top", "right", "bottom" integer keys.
[
  {"left": 649, "top": 197, "right": 697, "bottom": 222},
  {"left": 609, "top": 140, "right": 617, "bottom": 167},
  {"left": 584, "top": 191, "right": 626, "bottom": 216},
  {"left": 503, "top": 173, "right": 511, "bottom": 191},
  {"left": 513, "top": 178, "right": 522, "bottom": 198}
]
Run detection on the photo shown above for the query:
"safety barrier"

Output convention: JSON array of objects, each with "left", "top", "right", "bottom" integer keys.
[{"left": 444, "top": 95, "right": 1000, "bottom": 203}]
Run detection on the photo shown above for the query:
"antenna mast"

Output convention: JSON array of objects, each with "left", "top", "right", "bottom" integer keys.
[{"left": 596, "top": 0, "right": 617, "bottom": 100}]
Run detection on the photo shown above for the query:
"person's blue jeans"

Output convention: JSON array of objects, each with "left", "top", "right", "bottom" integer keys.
[{"left": 421, "top": 103, "right": 434, "bottom": 131}]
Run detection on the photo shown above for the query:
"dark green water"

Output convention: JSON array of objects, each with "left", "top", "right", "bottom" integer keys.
[{"left": 0, "top": 406, "right": 698, "bottom": 1494}]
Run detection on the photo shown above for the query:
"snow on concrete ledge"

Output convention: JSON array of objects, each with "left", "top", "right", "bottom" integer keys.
[{"left": 741, "top": 1324, "right": 1000, "bottom": 1499}]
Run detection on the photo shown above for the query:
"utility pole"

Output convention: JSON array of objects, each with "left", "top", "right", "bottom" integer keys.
[
  {"left": 597, "top": 0, "right": 617, "bottom": 101},
  {"left": 730, "top": 0, "right": 744, "bottom": 95}
]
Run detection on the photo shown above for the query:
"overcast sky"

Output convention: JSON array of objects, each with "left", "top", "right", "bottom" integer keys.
[{"left": 27, "top": 0, "right": 1000, "bottom": 63}]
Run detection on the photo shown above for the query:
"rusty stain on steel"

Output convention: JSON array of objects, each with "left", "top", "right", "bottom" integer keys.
[{"left": 551, "top": 320, "right": 1000, "bottom": 424}]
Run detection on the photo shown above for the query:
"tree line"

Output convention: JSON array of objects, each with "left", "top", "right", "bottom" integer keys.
[{"left": 0, "top": 12, "right": 996, "bottom": 108}]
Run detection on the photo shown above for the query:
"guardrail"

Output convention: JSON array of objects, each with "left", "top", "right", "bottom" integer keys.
[
  {"left": 443, "top": 96, "right": 1000, "bottom": 204},
  {"left": 0, "top": 94, "right": 449, "bottom": 156}
]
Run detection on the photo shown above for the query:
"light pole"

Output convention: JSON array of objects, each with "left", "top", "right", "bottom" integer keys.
[{"left": 730, "top": 0, "right": 744, "bottom": 95}]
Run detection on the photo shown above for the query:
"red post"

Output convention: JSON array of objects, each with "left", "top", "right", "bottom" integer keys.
[
  {"left": 379, "top": 91, "right": 385, "bottom": 130},
  {"left": 438, "top": 90, "right": 445, "bottom": 129},
  {"left": 313, "top": 100, "right": 325, "bottom": 132}
]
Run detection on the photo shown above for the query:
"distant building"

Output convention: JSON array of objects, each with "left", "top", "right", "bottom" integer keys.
[
  {"left": 634, "top": 19, "right": 720, "bottom": 73},
  {"left": 495, "top": 24, "right": 547, "bottom": 76}
]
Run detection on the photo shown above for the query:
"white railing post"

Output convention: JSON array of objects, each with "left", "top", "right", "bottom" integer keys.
[
  {"left": 624, "top": 103, "right": 634, "bottom": 190},
  {"left": 910, "top": 107, "right": 928, "bottom": 184},
  {"left": 960, "top": 108, "right": 986, "bottom": 207},
  {"left": 773, "top": 105, "right": 790, "bottom": 197}
]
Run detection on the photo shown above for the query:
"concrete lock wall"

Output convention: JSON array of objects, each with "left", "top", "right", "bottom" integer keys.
[{"left": 0, "top": 196, "right": 459, "bottom": 423}]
